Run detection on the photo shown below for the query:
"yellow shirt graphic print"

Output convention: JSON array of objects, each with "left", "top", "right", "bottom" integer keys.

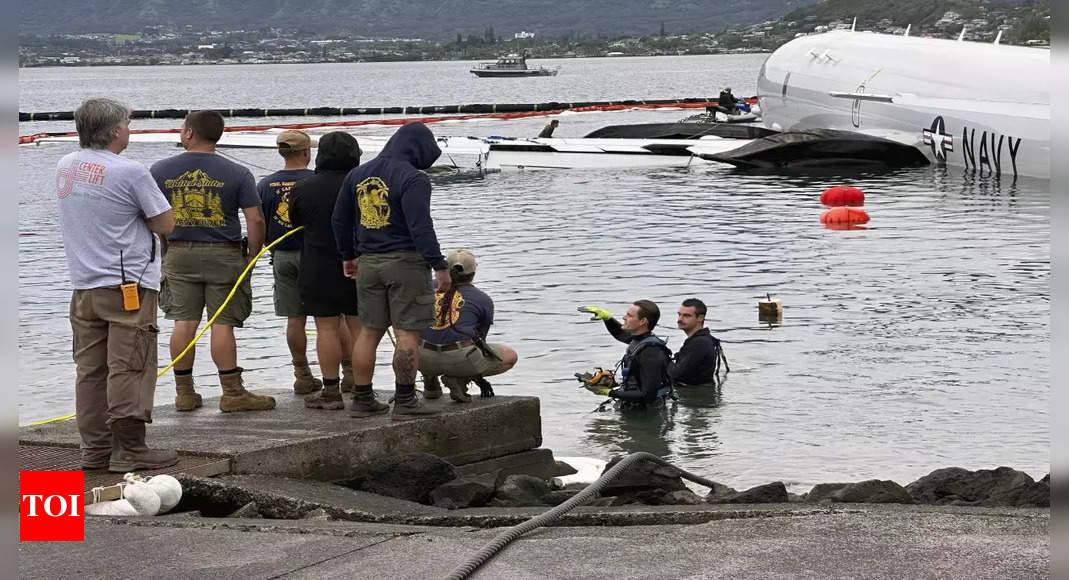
[
  {"left": 431, "top": 292, "right": 466, "bottom": 330},
  {"left": 165, "top": 169, "right": 226, "bottom": 228},
  {"left": 357, "top": 176, "right": 391, "bottom": 230}
]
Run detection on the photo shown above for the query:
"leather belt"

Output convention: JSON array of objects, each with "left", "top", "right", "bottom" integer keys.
[
  {"left": 168, "top": 241, "right": 242, "bottom": 248},
  {"left": 421, "top": 339, "right": 473, "bottom": 352}
]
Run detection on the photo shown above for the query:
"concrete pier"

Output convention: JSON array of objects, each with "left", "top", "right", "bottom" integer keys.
[{"left": 20, "top": 390, "right": 542, "bottom": 484}]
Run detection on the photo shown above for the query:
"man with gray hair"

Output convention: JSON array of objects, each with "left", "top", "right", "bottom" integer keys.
[{"left": 56, "top": 97, "right": 179, "bottom": 472}]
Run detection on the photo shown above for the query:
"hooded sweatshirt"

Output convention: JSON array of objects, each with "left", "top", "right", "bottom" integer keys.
[
  {"left": 331, "top": 123, "right": 446, "bottom": 270},
  {"left": 290, "top": 132, "right": 362, "bottom": 300}
]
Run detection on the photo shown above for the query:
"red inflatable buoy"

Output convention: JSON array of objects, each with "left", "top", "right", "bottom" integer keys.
[
  {"left": 820, "top": 185, "right": 865, "bottom": 206},
  {"left": 821, "top": 206, "right": 870, "bottom": 225}
]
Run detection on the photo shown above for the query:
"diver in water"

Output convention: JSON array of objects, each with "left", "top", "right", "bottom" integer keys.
[{"left": 580, "top": 300, "right": 673, "bottom": 410}]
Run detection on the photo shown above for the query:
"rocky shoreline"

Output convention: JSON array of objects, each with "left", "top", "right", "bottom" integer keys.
[{"left": 171, "top": 453, "right": 1049, "bottom": 521}]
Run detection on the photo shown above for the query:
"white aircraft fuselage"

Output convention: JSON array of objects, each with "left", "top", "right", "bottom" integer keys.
[{"left": 757, "top": 30, "right": 1050, "bottom": 179}]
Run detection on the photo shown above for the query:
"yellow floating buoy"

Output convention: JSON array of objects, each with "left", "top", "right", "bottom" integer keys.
[{"left": 758, "top": 293, "right": 782, "bottom": 322}]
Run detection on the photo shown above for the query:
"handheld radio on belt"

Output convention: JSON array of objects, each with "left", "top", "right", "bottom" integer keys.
[{"left": 118, "top": 235, "right": 156, "bottom": 312}]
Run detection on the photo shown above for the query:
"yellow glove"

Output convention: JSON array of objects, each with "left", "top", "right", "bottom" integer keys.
[{"left": 578, "top": 306, "right": 612, "bottom": 321}]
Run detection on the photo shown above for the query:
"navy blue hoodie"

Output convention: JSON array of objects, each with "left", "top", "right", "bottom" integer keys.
[{"left": 331, "top": 123, "right": 446, "bottom": 270}]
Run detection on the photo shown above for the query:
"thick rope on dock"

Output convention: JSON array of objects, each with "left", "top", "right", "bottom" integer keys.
[{"left": 444, "top": 451, "right": 725, "bottom": 580}]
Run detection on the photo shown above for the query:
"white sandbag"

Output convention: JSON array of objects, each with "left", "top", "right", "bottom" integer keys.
[
  {"left": 122, "top": 480, "right": 162, "bottom": 516},
  {"left": 85, "top": 498, "right": 140, "bottom": 517},
  {"left": 144, "top": 474, "right": 182, "bottom": 513}
]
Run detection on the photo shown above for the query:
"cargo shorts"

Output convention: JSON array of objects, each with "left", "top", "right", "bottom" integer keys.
[
  {"left": 271, "top": 249, "right": 304, "bottom": 317},
  {"left": 419, "top": 343, "right": 506, "bottom": 377},
  {"left": 356, "top": 250, "right": 434, "bottom": 330},
  {"left": 160, "top": 243, "right": 252, "bottom": 327}
]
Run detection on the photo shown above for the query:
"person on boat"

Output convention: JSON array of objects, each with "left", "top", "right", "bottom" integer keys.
[
  {"left": 669, "top": 298, "right": 723, "bottom": 389},
  {"left": 418, "top": 250, "right": 518, "bottom": 402},
  {"left": 258, "top": 129, "right": 320, "bottom": 397},
  {"left": 580, "top": 301, "right": 672, "bottom": 410},
  {"left": 538, "top": 119, "right": 559, "bottom": 138},
  {"left": 718, "top": 87, "right": 739, "bottom": 115},
  {"left": 289, "top": 132, "right": 364, "bottom": 411},
  {"left": 58, "top": 97, "right": 179, "bottom": 472},
  {"left": 151, "top": 110, "right": 275, "bottom": 413},
  {"left": 332, "top": 122, "right": 451, "bottom": 419}
]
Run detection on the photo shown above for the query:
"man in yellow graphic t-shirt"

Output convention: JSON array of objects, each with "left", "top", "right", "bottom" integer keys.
[{"left": 151, "top": 110, "right": 274, "bottom": 413}]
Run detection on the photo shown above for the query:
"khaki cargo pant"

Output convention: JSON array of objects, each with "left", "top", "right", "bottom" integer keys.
[{"left": 70, "top": 287, "right": 159, "bottom": 455}]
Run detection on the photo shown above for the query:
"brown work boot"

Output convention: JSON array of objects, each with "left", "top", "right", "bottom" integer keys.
[
  {"left": 174, "top": 371, "right": 203, "bottom": 411},
  {"left": 423, "top": 375, "right": 443, "bottom": 399},
  {"left": 108, "top": 418, "right": 179, "bottom": 473},
  {"left": 443, "top": 376, "right": 472, "bottom": 403},
  {"left": 349, "top": 384, "right": 389, "bottom": 418},
  {"left": 292, "top": 355, "right": 323, "bottom": 395},
  {"left": 305, "top": 383, "right": 345, "bottom": 410},
  {"left": 81, "top": 446, "right": 113, "bottom": 470},
  {"left": 219, "top": 368, "right": 276, "bottom": 412},
  {"left": 340, "top": 359, "right": 355, "bottom": 394},
  {"left": 391, "top": 384, "right": 441, "bottom": 420}
]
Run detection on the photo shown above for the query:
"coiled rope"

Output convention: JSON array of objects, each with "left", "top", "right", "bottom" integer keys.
[{"left": 444, "top": 451, "right": 723, "bottom": 580}]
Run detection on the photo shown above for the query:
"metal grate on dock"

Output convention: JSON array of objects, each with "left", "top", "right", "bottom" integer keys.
[{"left": 20, "top": 443, "right": 231, "bottom": 496}]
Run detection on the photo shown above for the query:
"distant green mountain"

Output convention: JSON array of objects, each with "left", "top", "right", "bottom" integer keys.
[
  {"left": 19, "top": 0, "right": 819, "bottom": 40},
  {"left": 782, "top": 0, "right": 1043, "bottom": 30}
]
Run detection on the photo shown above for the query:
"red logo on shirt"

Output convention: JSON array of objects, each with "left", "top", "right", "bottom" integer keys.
[
  {"left": 19, "top": 471, "right": 85, "bottom": 541},
  {"left": 56, "top": 161, "right": 106, "bottom": 198}
]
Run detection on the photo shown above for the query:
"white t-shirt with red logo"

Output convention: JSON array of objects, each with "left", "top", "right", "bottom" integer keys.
[{"left": 56, "top": 149, "right": 172, "bottom": 291}]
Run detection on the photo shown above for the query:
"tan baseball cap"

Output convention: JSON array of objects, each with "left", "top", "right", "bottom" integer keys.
[
  {"left": 446, "top": 250, "right": 477, "bottom": 275},
  {"left": 276, "top": 129, "right": 316, "bottom": 151}
]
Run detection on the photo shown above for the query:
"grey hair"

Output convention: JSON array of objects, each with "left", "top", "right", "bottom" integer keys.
[{"left": 74, "top": 98, "right": 130, "bottom": 149}]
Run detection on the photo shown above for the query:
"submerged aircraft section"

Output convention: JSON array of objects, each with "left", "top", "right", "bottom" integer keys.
[{"left": 755, "top": 30, "right": 1050, "bottom": 179}]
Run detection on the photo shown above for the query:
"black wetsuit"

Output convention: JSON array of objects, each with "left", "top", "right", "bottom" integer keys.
[
  {"left": 669, "top": 327, "right": 721, "bottom": 387},
  {"left": 602, "top": 318, "right": 671, "bottom": 406}
]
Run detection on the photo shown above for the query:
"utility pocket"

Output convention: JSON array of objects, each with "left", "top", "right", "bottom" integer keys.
[{"left": 112, "top": 323, "right": 159, "bottom": 372}]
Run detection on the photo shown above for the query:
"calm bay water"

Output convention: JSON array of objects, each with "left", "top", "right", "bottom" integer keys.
[{"left": 18, "top": 55, "right": 1050, "bottom": 490}]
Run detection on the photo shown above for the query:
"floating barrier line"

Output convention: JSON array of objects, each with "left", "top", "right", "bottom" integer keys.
[{"left": 18, "top": 98, "right": 758, "bottom": 145}]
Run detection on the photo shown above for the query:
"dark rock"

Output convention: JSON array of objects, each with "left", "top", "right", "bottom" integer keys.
[
  {"left": 1042, "top": 473, "right": 1049, "bottom": 484},
  {"left": 787, "top": 492, "right": 805, "bottom": 503},
  {"left": 661, "top": 490, "right": 705, "bottom": 505},
  {"left": 610, "top": 489, "right": 676, "bottom": 506},
  {"left": 554, "top": 460, "right": 579, "bottom": 477},
  {"left": 589, "top": 496, "right": 617, "bottom": 507},
  {"left": 704, "top": 481, "right": 738, "bottom": 502},
  {"left": 429, "top": 472, "right": 497, "bottom": 510},
  {"left": 805, "top": 483, "right": 850, "bottom": 503},
  {"left": 456, "top": 449, "right": 559, "bottom": 481},
  {"left": 228, "top": 501, "right": 262, "bottom": 519},
  {"left": 828, "top": 480, "right": 913, "bottom": 504},
  {"left": 491, "top": 474, "right": 552, "bottom": 507},
  {"left": 542, "top": 489, "right": 582, "bottom": 506},
  {"left": 600, "top": 455, "right": 687, "bottom": 494},
  {"left": 906, "top": 467, "right": 1049, "bottom": 507},
  {"left": 361, "top": 453, "right": 459, "bottom": 504},
  {"left": 709, "top": 482, "right": 788, "bottom": 504}
]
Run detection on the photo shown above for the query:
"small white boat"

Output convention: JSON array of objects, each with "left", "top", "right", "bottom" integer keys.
[{"left": 471, "top": 54, "right": 559, "bottom": 77}]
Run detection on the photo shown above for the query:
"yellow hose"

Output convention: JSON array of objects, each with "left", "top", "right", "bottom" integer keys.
[{"left": 25, "top": 227, "right": 305, "bottom": 427}]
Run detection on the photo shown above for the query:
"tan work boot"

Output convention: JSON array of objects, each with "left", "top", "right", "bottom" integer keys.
[
  {"left": 349, "top": 385, "right": 389, "bottom": 418},
  {"left": 292, "top": 355, "right": 323, "bottom": 395},
  {"left": 443, "top": 376, "right": 472, "bottom": 403},
  {"left": 108, "top": 418, "right": 179, "bottom": 473},
  {"left": 174, "top": 371, "right": 203, "bottom": 411},
  {"left": 340, "top": 359, "right": 355, "bottom": 394},
  {"left": 305, "top": 383, "right": 345, "bottom": 410},
  {"left": 423, "top": 375, "right": 443, "bottom": 399},
  {"left": 219, "top": 367, "right": 276, "bottom": 412},
  {"left": 391, "top": 384, "right": 441, "bottom": 420}
]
